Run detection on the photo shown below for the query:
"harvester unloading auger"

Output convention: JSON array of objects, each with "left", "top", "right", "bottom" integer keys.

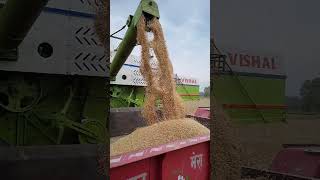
[
  {"left": 110, "top": 0, "right": 159, "bottom": 79},
  {"left": 110, "top": 0, "right": 185, "bottom": 125}
]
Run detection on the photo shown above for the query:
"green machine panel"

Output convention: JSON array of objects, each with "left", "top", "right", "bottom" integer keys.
[
  {"left": 213, "top": 50, "right": 286, "bottom": 123},
  {"left": 110, "top": 84, "right": 200, "bottom": 108},
  {"left": 176, "top": 85, "right": 200, "bottom": 101}
]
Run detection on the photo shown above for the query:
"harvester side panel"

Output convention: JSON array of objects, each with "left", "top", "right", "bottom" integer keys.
[
  {"left": 0, "top": 0, "right": 108, "bottom": 77},
  {"left": 214, "top": 74, "right": 286, "bottom": 122},
  {"left": 212, "top": 48, "right": 286, "bottom": 123}
]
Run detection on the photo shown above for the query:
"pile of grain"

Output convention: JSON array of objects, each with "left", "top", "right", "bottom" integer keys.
[
  {"left": 211, "top": 96, "right": 242, "bottom": 179},
  {"left": 111, "top": 118, "right": 209, "bottom": 156},
  {"left": 137, "top": 17, "right": 185, "bottom": 125}
]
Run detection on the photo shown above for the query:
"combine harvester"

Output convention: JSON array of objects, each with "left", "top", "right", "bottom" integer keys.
[
  {"left": 109, "top": 0, "right": 210, "bottom": 179},
  {"left": 110, "top": 51, "right": 200, "bottom": 109},
  {"left": 0, "top": 0, "right": 108, "bottom": 179},
  {"left": 212, "top": 39, "right": 320, "bottom": 179}
]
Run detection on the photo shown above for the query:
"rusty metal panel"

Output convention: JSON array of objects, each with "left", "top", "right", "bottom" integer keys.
[{"left": 109, "top": 108, "right": 146, "bottom": 137}]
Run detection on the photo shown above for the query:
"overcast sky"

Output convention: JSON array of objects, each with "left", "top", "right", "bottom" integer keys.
[
  {"left": 111, "top": 0, "right": 210, "bottom": 91},
  {"left": 212, "top": 0, "right": 320, "bottom": 97}
]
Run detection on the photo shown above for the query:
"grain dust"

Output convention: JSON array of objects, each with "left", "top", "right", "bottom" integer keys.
[
  {"left": 94, "top": 0, "right": 109, "bottom": 47},
  {"left": 211, "top": 96, "right": 242, "bottom": 179},
  {"left": 94, "top": 1, "right": 109, "bottom": 177}
]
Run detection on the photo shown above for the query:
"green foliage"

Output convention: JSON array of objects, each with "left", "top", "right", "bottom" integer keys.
[
  {"left": 300, "top": 78, "right": 320, "bottom": 112},
  {"left": 204, "top": 86, "right": 210, "bottom": 97}
]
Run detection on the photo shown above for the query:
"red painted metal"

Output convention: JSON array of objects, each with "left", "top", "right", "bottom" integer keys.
[
  {"left": 110, "top": 159, "right": 152, "bottom": 179},
  {"left": 110, "top": 135, "right": 210, "bottom": 180},
  {"left": 162, "top": 142, "right": 210, "bottom": 180},
  {"left": 179, "top": 94, "right": 200, "bottom": 97},
  {"left": 194, "top": 107, "right": 210, "bottom": 119},
  {"left": 222, "top": 103, "right": 288, "bottom": 109},
  {"left": 270, "top": 145, "right": 320, "bottom": 178},
  {"left": 191, "top": 107, "right": 210, "bottom": 128},
  {"left": 110, "top": 135, "right": 209, "bottom": 168}
]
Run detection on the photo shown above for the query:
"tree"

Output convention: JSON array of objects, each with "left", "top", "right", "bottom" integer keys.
[
  {"left": 300, "top": 78, "right": 320, "bottom": 112},
  {"left": 300, "top": 80, "right": 312, "bottom": 111},
  {"left": 285, "top": 96, "right": 302, "bottom": 112},
  {"left": 204, "top": 86, "right": 210, "bottom": 97}
]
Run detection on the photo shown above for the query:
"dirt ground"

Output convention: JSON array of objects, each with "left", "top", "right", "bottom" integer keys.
[
  {"left": 183, "top": 97, "right": 210, "bottom": 115},
  {"left": 235, "top": 114, "right": 320, "bottom": 169}
]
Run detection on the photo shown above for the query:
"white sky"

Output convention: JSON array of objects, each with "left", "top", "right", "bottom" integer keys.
[
  {"left": 110, "top": 0, "right": 210, "bottom": 91},
  {"left": 212, "top": 0, "right": 320, "bottom": 97}
]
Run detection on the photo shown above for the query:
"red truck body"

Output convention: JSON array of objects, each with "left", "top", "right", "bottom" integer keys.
[
  {"left": 110, "top": 135, "right": 210, "bottom": 180},
  {"left": 270, "top": 145, "right": 320, "bottom": 178}
]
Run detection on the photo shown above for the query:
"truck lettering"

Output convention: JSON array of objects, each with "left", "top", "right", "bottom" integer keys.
[
  {"left": 226, "top": 52, "right": 278, "bottom": 70},
  {"left": 127, "top": 172, "right": 147, "bottom": 180},
  {"left": 271, "top": 58, "right": 276, "bottom": 69},
  {"left": 178, "top": 175, "right": 185, "bottom": 180},
  {"left": 228, "top": 53, "right": 237, "bottom": 65},
  {"left": 239, "top": 54, "right": 250, "bottom": 67},
  {"left": 251, "top": 55, "right": 261, "bottom": 68},
  {"left": 190, "top": 153, "right": 203, "bottom": 169},
  {"left": 262, "top": 57, "right": 270, "bottom": 69}
]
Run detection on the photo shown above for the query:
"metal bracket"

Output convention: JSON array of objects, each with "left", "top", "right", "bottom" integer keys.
[{"left": 0, "top": 48, "right": 18, "bottom": 61}]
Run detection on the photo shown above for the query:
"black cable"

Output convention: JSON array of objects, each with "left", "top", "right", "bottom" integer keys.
[
  {"left": 110, "top": 24, "right": 142, "bottom": 47},
  {"left": 110, "top": 24, "right": 127, "bottom": 37},
  {"left": 110, "top": 35, "right": 123, "bottom": 41},
  {"left": 110, "top": 24, "right": 127, "bottom": 41}
]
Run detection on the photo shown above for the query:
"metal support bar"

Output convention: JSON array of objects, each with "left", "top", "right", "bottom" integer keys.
[
  {"left": 110, "top": 0, "right": 160, "bottom": 79},
  {"left": 0, "top": 0, "right": 49, "bottom": 61}
]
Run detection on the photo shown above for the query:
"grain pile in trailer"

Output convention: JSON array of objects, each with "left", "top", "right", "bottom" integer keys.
[{"left": 111, "top": 118, "right": 209, "bottom": 156}]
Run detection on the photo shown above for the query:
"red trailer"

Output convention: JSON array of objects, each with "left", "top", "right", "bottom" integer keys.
[
  {"left": 110, "top": 135, "right": 210, "bottom": 180},
  {"left": 242, "top": 144, "right": 320, "bottom": 179},
  {"left": 186, "top": 107, "right": 210, "bottom": 128},
  {"left": 271, "top": 144, "right": 320, "bottom": 177}
]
